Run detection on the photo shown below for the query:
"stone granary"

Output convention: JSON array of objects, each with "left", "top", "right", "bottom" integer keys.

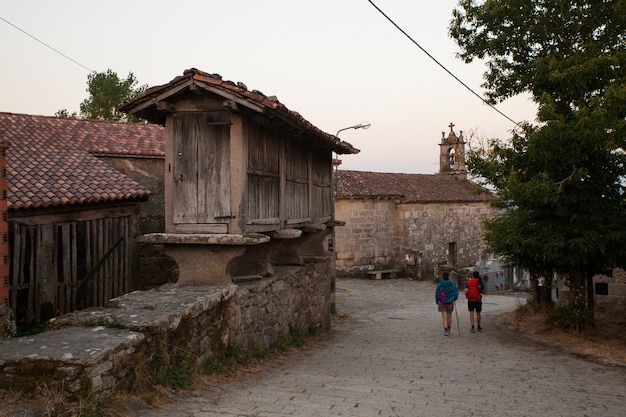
[
  {"left": 118, "top": 68, "right": 359, "bottom": 286},
  {"left": 0, "top": 71, "right": 358, "bottom": 397},
  {"left": 334, "top": 124, "right": 498, "bottom": 280}
]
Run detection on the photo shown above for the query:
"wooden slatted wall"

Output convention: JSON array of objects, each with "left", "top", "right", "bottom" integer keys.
[{"left": 9, "top": 216, "right": 132, "bottom": 325}]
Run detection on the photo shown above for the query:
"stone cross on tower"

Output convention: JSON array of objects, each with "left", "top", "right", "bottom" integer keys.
[{"left": 438, "top": 122, "right": 466, "bottom": 177}]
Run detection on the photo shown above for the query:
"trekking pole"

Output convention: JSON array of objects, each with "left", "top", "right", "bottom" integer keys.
[{"left": 454, "top": 301, "right": 461, "bottom": 336}]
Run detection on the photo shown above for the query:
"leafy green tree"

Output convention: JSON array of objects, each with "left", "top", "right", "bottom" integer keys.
[
  {"left": 450, "top": 0, "right": 626, "bottom": 323},
  {"left": 54, "top": 108, "right": 77, "bottom": 118},
  {"left": 57, "top": 69, "right": 147, "bottom": 122},
  {"left": 80, "top": 69, "right": 147, "bottom": 122}
]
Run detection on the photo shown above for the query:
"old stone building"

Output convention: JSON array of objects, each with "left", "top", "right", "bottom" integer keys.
[
  {"left": 334, "top": 124, "right": 498, "bottom": 280},
  {"left": 0, "top": 113, "right": 173, "bottom": 288},
  {"left": 0, "top": 69, "right": 360, "bottom": 396}
]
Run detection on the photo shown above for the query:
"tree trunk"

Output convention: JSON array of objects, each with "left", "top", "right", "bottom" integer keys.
[
  {"left": 541, "top": 273, "right": 553, "bottom": 307},
  {"left": 568, "top": 268, "right": 587, "bottom": 312},
  {"left": 532, "top": 272, "right": 553, "bottom": 309},
  {"left": 586, "top": 272, "right": 595, "bottom": 323}
]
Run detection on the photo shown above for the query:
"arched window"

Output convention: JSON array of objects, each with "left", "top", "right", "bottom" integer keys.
[{"left": 448, "top": 148, "right": 455, "bottom": 168}]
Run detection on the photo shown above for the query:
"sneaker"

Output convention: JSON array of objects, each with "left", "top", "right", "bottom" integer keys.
[
  {"left": 477, "top": 326, "right": 483, "bottom": 332},
  {"left": 444, "top": 328, "right": 449, "bottom": 336},
  {"left": 471, "top": 326, "right": 476, "bottom": 333}
]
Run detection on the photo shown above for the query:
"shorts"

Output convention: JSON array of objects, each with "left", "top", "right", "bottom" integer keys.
[
  {"left": 438, "top": 304, "right": 454, "bottom": 313},
  {"left": 468, "top": 301, "right": 482, "bottom": 312}
]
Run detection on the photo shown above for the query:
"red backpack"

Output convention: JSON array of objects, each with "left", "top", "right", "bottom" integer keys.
[{"left": 466, "top": 277, "right": 482, "bottom": 302}]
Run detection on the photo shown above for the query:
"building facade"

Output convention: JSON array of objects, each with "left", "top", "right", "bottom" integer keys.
[{"left": 335, "top": 124, "right": 497, "bottom": 280}]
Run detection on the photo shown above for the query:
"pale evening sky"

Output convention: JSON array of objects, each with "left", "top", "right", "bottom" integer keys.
[{"left": 0, "top": 0, "right": 537, "bottom": 174}]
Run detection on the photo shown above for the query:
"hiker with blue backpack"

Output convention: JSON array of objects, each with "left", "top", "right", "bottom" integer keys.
[{"left": 435, "top": 272, "right": 459, "bottom": 336}]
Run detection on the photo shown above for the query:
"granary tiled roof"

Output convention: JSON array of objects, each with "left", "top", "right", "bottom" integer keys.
[
  {"left": 118, "top": 68, "right": 359, "bottom": 155},
  {"left": 7, "top": 139, "right": 152, "bottom": 210},
  {"left": 337, "top": 170, "right": 495, "bottom": 204},
  {"left": 0, "top": 112, "right": 164, "bottom": 157}
]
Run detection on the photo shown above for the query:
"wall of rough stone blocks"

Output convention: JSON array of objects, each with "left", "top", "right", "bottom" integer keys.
[
  {"left": 592, "top": 268, "right": 626, "bottom": 304},
  {"left": 0, "top": 263, "right": 331, "bottom": 397},
  {"left": 334, "top": 199, "right": 498, "bottom": 278},
  {"left": 334, "top": 199, "right": 397, "bottom": 275},
  {"left": 226, "top": 263, "right": 331, "bottom": 349},
  {"left": 396, "top": 202, "right": 498, "bottom": 278}
]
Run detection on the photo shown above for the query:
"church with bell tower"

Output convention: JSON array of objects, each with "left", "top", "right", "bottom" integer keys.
[
  {"left": 439, "top": 122, "right": 466, "bottom": 178},
  {"left": 334, "top": 122, "right": 497, "bottom": 281}
]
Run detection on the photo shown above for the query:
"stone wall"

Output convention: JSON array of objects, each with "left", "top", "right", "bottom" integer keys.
[
  {"left": 335, "top": 198, "right": 497, "bottom": 279},
  {"left": 592, "top": 269, "right": 626, "bottom": 304},
  {"left": 334, "top": 199, "right": 396, "bottom": 276},
  {"left": 396, "top": 202, "right": 497, "bottom": 277},
  {"left": 97, "top": 156, "right": 165, "bottom": 235},
  {"left": 0, "top": 263, "right": 331, "bottom": 397},
  {"left": 227, "top": 264, "right": 331, "bottom": 348}
]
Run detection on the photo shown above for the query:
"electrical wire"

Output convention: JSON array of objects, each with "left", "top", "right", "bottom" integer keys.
[
  {"left": 0, "top": 15, "right": 93, "bottom": 73},
  {"left": 367, "top": 0, "right": 519, "bottom": 126}
]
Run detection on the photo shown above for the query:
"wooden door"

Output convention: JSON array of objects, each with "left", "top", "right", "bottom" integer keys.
[{"left": 172, "top": 113, "right": 231, "bottom": 227}]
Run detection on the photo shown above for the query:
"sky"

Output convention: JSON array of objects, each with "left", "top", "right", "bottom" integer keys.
[{"left": 0, "top": 0, "right": 538, "bottom": 174}]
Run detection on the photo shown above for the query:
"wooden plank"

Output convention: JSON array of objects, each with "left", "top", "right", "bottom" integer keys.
[
  {"left": 247, "top": 217, "right": 280, "bottom": 225},
  {"left": 122, "top": 216, "right": 129, "bottom": 294},
  {"left": 173, "top": 114, "right": 200, "bottom": 224},
  {"left": 103, "top": 218, "right": 111, "bottom": 304},
  {"left": 70, "top": 222, "right": 78, "bottom": 312},
  {"left": 28, "top": 226, "right": 36, "bottom": 323},
  {"left": 61, "top": 224, "right": 72, "bottom": 314},
  {"left": 198, "top": 122, "right": 231, "bottom": 223},
  {"left": 9, "top": 223, "right": 20, "bottom": 319},
  {"left": 85, "top": 219, "right": 93, "bottom": 308},
  {"left": 174, "top": 223, "right": 228, "bottom": 233},
  {"left": 96, "top": 219, "right": 104, "bottom": 306}
]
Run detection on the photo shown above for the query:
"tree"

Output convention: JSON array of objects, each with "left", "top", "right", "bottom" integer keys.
[
  {"left": 449, "top": 0, "right": 626, "bottom": 324},
  {"left": 57, "top": 69, "right": 147, "bottom": 122},
  {"left": 55, "top": 109, "right": 77, "bottom": 118}
]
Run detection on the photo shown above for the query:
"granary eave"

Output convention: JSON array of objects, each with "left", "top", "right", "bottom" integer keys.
[{"left": 118, "top": 68, "right": 359, "bottom": 155}]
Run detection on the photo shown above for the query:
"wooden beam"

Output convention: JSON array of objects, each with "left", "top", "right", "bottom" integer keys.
[{"left": 156, "top": 101, "right": 176, "bottom": 112}]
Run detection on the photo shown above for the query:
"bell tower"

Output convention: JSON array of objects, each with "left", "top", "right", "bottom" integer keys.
[{"left": 439, "top": 122, "right": 466, "bottom": 177}]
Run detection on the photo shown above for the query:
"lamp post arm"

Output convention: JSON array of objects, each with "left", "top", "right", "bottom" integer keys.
[{"left": 335, "top": 121, "right": 371, "bottom": 137}]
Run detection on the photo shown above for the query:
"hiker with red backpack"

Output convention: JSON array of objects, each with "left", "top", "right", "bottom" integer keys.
[
  {"left": 435, "top": 272, "right": 459, "bottom": 336},
  {"left": 465, "top": 271, "right": 486, "bottom": 333}
]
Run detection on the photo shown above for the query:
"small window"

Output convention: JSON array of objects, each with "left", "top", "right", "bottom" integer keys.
[
  {"left": 595, "top": 282, "right": 609, "bottom": 296},
  {"left": 448, "top": 242, "right": 457, "bottom": 266}
]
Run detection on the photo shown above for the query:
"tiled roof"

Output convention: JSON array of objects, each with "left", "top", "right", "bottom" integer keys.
[
  {"left": 337, "top": 170, "right": 495, "bottom": 203},
  {"left": 7, "top": 139, "right": 152, "bottom": 210},
  {"left": 0, "top": 112, "right": 164, "bottom": 157},
  {"left": 118, "top": 68, "right": 359, "bottom": 155}
]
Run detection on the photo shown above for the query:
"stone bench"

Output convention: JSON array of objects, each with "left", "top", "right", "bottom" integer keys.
[{"left": 367, "top": 269, "right": 398, "bottom": 280}]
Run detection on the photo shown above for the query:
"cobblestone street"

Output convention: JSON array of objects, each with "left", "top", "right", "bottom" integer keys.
[{"left": 125, "top": 277, "right": 626, "bottom": 417}]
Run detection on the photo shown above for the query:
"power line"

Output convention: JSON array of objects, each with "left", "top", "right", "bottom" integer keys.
[
  {"left": 367, "top": 0, "right": 519, "bottom": 126},
  {"left": 0, "top": 15, "right": 93, "bottom": 73}
]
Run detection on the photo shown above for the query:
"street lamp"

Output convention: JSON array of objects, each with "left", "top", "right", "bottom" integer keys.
[
  {"left": 334, "top": 121, "right": 371, "bottom": 200},
  {"left": 330, "top": 121, "right": 370, "bottom": 313},
  {"left": 336, "top": 121, "right": 371, "bottom": 137}
]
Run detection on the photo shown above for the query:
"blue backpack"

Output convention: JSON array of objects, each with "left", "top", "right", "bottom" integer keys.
[{"left": 438, "top": 280, "right": 456, "bottom": 304}]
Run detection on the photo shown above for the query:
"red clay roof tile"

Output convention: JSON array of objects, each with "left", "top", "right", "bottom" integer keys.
[
  {"left": 0, "top": 113, "right": 155, "bottom": 211},
  {"left": 0, "top": 112, "right": 164, "bottom": 157},
  {"left": 337, "top": 170, "right": 495, "bottom": 203}
]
